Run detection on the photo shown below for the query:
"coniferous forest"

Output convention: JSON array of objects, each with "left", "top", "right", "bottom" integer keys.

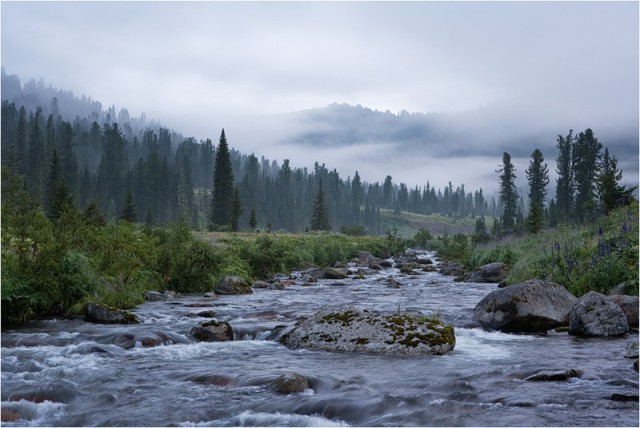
[{"left": 1, "top": 71, "right": 637, "bottom": 325}]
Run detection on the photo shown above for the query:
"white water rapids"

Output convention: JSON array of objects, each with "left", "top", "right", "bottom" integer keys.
[{"left": 1, "top": 251, "right": 638, "bottom": 426}]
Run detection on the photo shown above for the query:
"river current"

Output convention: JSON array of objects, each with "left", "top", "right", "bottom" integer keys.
[{"left": 2, "top": 251, "right": 638, "bottom": 426}]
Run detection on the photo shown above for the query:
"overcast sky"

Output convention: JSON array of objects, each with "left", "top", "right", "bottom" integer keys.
[{"left": 2, "top": 1, "right": 638, "bottom": 192}]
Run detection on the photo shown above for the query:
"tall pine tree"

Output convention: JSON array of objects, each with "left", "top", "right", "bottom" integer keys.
[
  {"left": 573, "top": 128, "right": 602, "bottom": 221},
  {"left": 525, "top": 149, "right": 549, "bottom": 234},
  {"left": 554, "top": 129, "right": 574, "bottom": 222},
  {"left": 209, "top": 129, "right": 234, "bottom": 230},
  {"left": 496, "top": 152, "right": 518, "bottom": 231},
  {"left": 310, "top": 179, "right": 331, "bottom": 231}
]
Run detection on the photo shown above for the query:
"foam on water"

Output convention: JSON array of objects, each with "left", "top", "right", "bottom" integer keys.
[
  {"left": 452, "top": 327, "right": 537, "bottom": 359},
  {"left": 1, "top": 399, "right": 67, "bottom": 426},
  {"left": 180, "top": 410, "right": 350, "bottom": 427}
]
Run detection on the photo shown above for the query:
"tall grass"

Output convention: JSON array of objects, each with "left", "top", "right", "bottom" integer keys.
[{"left": 468, "top": 202, "right": 638, "bottom": 296}]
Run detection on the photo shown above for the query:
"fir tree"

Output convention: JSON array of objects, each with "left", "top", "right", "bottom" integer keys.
[
  {"left": 209, "top": 129, "right": 234, "bottom": 230},
  {"left": 310, "top": 179, "right": 331, "bottom": 231},
  {"left": 597, "top": 147, "right": 636, "bottom": 214},
  {"left": 496, "top": 152, "right": 518, "bottom": 231},
  {"left": 573, "top": 128, "right": 602, "bottom": 221},
  {"left": 525, "top": 149, "right": 549, "bottom": 234},
  {"left": 45, "top": 148, "right": 71, "bottom": 221},
  {"left": 230, "top": 187, "right": 243, "bottom": 232},
  {"left": 249, "top": 209, "right": 258, "bottom": 232},
  {"left": 119, "top": 191, "right": 137, "bottom": 222},
  {"left": 555, "top": 130, "right": 574, "bottom": 222}
]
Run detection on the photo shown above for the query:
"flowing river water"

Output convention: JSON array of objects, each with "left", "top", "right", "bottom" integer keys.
[{"left": 1, "top": 251, "right": 638, "bottom": 426}]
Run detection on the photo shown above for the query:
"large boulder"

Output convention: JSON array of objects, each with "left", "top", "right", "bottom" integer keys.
[
  {"left": 569, "top": 291, "right": 629, "bottom": 337},
  {"left": 85, "top": 303, "right": 142, "bottom": 324},
  {"left": 282, "top": 306, "right": 455, "bottom": 355},
  {"left": 213, "top": 276, "right": 253, "bottom": 295},
  {"left": 464, "top": 262, "right": 508, "bottom": 283},
  {"left": 608, "top": 295, "right": 639, "bottom": 328},
  {"left": 268, "top": 372, "right": 310, "bottom": 394},
  {"left": 189, "top": 320, "right": 234, "bottom": 342},
  {"left": 473, "top": 279, "right": 577, "bottom": 333}
]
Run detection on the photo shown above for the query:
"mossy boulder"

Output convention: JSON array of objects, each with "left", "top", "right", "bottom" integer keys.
[
  {"left": 213, "top": 276, "right": 253, "bottom": 295},
  {"left": 282, "top": 306, "right": 455, "bottom": 355},
  {"left": 85, "top": 303, "right": 142, "bottom": 324}
]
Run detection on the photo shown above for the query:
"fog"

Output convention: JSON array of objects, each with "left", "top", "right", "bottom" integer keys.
[{"left": 2, "top": 1, "right": 638, "bottom": 195}]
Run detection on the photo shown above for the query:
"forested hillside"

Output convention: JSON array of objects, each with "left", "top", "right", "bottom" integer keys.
[{"left": 1, "top": 70, "right": 496, "bottom": 235}]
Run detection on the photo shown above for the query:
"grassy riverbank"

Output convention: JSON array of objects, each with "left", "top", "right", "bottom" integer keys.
[
  {"left": 432, "top": 201, "right": 639, "bottom": 297},
  {"left": 1, "top": 214, "right": 399, "bottom": 326}
]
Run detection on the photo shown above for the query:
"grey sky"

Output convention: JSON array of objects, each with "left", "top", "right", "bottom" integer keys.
[{"left": 2, "top": 1, "right": 638, "bottom": 192}]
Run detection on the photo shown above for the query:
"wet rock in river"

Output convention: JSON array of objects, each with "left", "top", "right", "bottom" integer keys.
[
  {"left": 145, "top": 290, "right": 176, "bottom": 301},
  {"left": 251, "top": 280, "right": 271, "bottom": 289},
  {"left": 190, "top": 320, "right": 234, "bottom": 342},
  {"left": 268, "top": 372, "right": 310, "bottom": 394},
  {"left": 185, "top": 310, "right": 216, "bottom": 318},
  {"left": 473, "top": 279, "right": 577, "bottom": 333},
  {"left": 439, "top": 261, "right": 466, "bottom": 277},
  {"left": 608, "top": 295, "right": 639, "bottom": 328},
  {"left": 569, "top": 291, "right": 629, "bottom": 337},
  {"left": 85, "top": 303, "right": 142, "bottom": 324},
  {"left": 524, "top": 369, "right": 582, "bottom": 382},
  {"left": 624, "top": 339, "right": 639, "bottom": 359},
  {"left": 282, "top": 306, "right": 455, "bottom": 355},
  {"left": 213, "top": 276, "right": 253, "bottom": 295},
  {"left": 464, "top": 262, "right": 508, "bottom": 283}
]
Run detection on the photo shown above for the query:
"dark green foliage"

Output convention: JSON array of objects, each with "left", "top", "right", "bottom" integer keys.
[
  {"left": 555, "top": 130, "right": 574, "bottom": 222},
  {"left": 597, "top": 148, "right": 636, "bottom": 215},
  {"left": 411, "top": 228, "right": 433, "bottom": 248},
  {"left": 210, "top": 129, "right": 234, "bottom": 230},
  {"left": 340, "top": 224, "right": 367, "bottom": 236},
  {"left": 526, "top": 149, "right": 549, "bottom": 234},
  {"left": 496, "top": 152, "right": 518, "bottom": 231},
  {"left": 472, "top": 217, "right": 491, "bottom": 244},
  {"left": 310, "top": 179, "right": 331, "bottom": 231},
  {"left": 230, "top": 187, "right": 242, "bottom": 232},
  {"left": 248, "top": 209, "right": 258, "bottom": 232},
  {"left": 573, "top": 128, "right": 602, "bottom": 221},
  {"left": 45, "top": 149, "right": 72, "bottom": 221},
  {"left": 119, "top": 191, "right": 137, "bottom": 222},
  {"left": 438, "top": 233, "right": 471, "bottom": 264}
]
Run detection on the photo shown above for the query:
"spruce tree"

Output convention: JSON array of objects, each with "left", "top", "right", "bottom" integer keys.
[
  {"left": 45, "top": 149, "right": 71, "bottom": 221},
  {"left": 597, "top": 147, "right": 635, "bottom": 214},
  {"left": 230, "top": 187, "right": 243, "bottom": 232},
  {"left": 496, "top": 152, "right": 518, "bottom": 231},
  {"left": 573, "top": 128, "right": 602, "bottom": 221},
  {"left": 525, "top": 149, "right": 549, "bottom": 234},
  {"left": 209, "top": 129, "right": 234, "bottom": 230},
  {"left": 310, "top": 179, "right": 331, "bottom": 231},
  {"left": 554, "top": 130, "right": 574, "bottom": 222},
  {"left": 249, "top": 209, "right": 258, "bottom": 232},
  {"left": 119, "top": 191, "right": 137, "bottom": 222}
]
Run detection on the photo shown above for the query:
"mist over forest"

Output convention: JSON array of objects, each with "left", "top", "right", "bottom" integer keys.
[{"left": 2, "top": 68, "right": 637, "bottom": 234}]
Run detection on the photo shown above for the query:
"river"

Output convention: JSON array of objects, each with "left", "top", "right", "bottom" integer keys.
[{"left": 1, "top": 251, "right": 638, "bottom": 426}]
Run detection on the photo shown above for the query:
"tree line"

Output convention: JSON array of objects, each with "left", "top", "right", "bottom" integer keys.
[
  {"left": 493, "top": 128, "right": 635, "bottom": 239},
  {"left": 1, "top": 96, "right": 499, "bottom": 236}
]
